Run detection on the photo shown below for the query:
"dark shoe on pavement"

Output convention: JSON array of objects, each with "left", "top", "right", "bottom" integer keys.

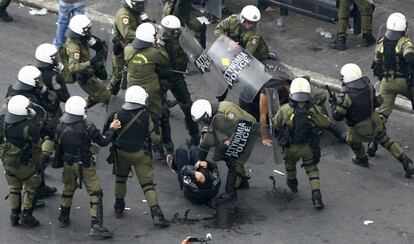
[
  {"left": 150, "top": 205, "right": 170, "bottom": 227},
  {"left": 329, "top": 36, "right": 347, "bottom": 50},
  {"left": 367, "top": 140, "right": 378, "bottom": 157},
  {"left": 286, "top": 178, "right": 298, "bottom": 193},
  {"left": 312, "top": 189, "right": 324, "bottom": 210},
  {"left": 352, "top": 156, "right": 369, "bottom": 168},
  {"left": 362, "top": 33, "right": 375, "bottom": 47}
]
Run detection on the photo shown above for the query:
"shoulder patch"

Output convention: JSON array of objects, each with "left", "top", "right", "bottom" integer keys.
[
  {"left": 73, "top": 52, "right": 80, "bottom": 60},
  {"left": 250, "top": 38, "right": 258, "bottom": 46},
  {"left": 122, "top": 17, "right": 129, "bottom": 25},
  {"left": 223, "top": 109, "right": 235, "bottom": 119}
]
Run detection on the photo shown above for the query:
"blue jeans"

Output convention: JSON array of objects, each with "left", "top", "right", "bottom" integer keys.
[{"left": 53, "top": 1, "right": 86, "bottom": 47}]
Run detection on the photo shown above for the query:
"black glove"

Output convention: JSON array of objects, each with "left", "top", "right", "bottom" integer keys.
[
  {"left": 75, "top": 71, "right": 92, "bottom": 85},
  {"left": 90, "top": 39, "right": 104, "bottom": 51},
  {"left": 228, "top": 33, "right": 240, "bottom": 42},
  {"left": 90, "top": 55, "right": 103, "bottom": 67}
]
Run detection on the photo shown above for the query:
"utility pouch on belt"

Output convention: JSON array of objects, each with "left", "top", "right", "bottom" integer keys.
[
  {"left": 0, "top": 143, "right": 29, "bottom": 168},
  {"left": 277, "top": 126, "right": 291, "bottom": 148}
]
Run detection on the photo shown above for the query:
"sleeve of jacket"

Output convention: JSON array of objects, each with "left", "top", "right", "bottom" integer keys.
[
  {"left": 153, "top": 46, "right": 170, "bottom": 66},
  {"left": 310, "top": 105, "right": 332, "bottom": 129},
  {"left": 86, "top": 121, "right": 115, "bottom": 146},
  {"left": 272, "top": 108, "right": 285, "bottom": 133},
  {"left": 116, "top": 14, "right": 136, "bottom": 42},
  {"left": 67, "top": 42, "right": 91, "bottom": 73},
  {"left": 214, "top": 16, "right": 231, "bottom": 37},
  {"left": 244, "top": 34, "right": 261, "bottom": 56},
  {"left": 332, "top": 90, "right": 350, "bottom": 121},
  {"left": 102, "top": 112, "right": 115, "bottom": 136},
  {"left": 55, "top": 74, "right": 70, "bottom": 103}
]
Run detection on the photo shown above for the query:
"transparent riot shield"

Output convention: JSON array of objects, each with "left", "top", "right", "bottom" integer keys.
[
  {"left": 265, "top": 88, "right": 283, "bottom": 164},
  {"left": 207, "top": 114, "right": 260, "bottom": 161},
  {"left": 179, "top": 28, "right": 228, "bottom": 96},
  {"left": 191, "top": 0, "right": 223, "bottom": 19},
  {"left": 106, "top": 90, "right": 125, "bottom": 120},
  {"left": 147, "top": 0, "right": 164, "bottom": 24},
  {"left": 207, "top": 35, "right": 272, "bottom": 103}
]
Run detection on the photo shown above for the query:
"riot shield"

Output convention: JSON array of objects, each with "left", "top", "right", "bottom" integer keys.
[
  {"left": 265, "top": 88, "right": 283, "bottom": 164},
  {"left": 147, "top": 0, "right": 164, "bottom": 24},
  {"left": 179, "top": 28, "right": 228, "bottom": 96},
  {"left": 106, "top": 90, "right": 125, "bottom": 119},
  {"left": 191, "top": 0, "right": 222, "bottom": 19},
  {"left": 209, "top": 114, "right": 260, "bottom": 161},
  {"left": 207, "top": 35, "right": 272, "bottom": 103}
]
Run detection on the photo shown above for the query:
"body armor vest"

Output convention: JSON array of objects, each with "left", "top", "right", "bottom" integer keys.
[
  {"left": 116, "top": 108, "right": 149, "bottom": 152},
  {"left": 289, "top": 102, "right": 311, "bottom": 144},
  {"left": 344, "top": 78, "right": 373, "bottom": 126},
  {"left": 5, "top": 120, "right": 30, "bottom": 148},
  {"left": 57, "top": 121, "right": 91, "bottom": 163}
]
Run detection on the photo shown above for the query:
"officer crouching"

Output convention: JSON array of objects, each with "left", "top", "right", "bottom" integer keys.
[
  {"left": 0, "top": 95, "right": 43, "bottom": 227},
  {"left": 273, "top": 78, "right": 332, "bottom": 209},
  {"left": 105, "top": 85, "right": 170, "bottom": 227},
  {"left": 55, "top": 96, "right": 121, "bottom": 238}
]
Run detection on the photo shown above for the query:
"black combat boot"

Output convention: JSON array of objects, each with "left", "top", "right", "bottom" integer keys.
[
  {"left": 89, "top": 197, "right": 112, "bottom": 238},
  {"left": 150, "top": 205, "right": 170, "bottom": 227},
  {"left": 10, "top": 208, "right": 21, "bottom": 226},
  {"left": 286, "top": 178, "right": 298, "bottom": 193},
  {"left": 58, "top": 207, "right": 71, "bottom": 227},
  {"left": 20, "top": 209, "right": 40, "bottom": 227},
  {"left": 327, "top": 123, "right": 346, "bottom": 142},
  {"left": 114, "top": 198, "right": 125, "bottom": 218},
  {"left": 89, "top": 217, "right": 113, "bottom": 238},
  {"left": 352, "top": 156, "right": 369, "bottom": 168},
  {"left": 0, "top": 7, "right": 13, "bottom": 22},
  {"left": 218, "top": 164, "right": 238, "bottom": 201},
  {"left": 312, "top": 190, "right": 324, "bottom": 210},
  {"left": 362, "top": 33, "right": 375, "bottom": 47},
  {"left": 398, "top": 154, "right": 414, "bottom": 178},
  {"left": 37, "top": 175, "right": 57, "bottom": 199},
  {"left": 367, "top": 140, "right": 378, "bottom": 157},
  {"left": 236, "top": 175, "right": 250, "bottom": 189},
  {"left": 330, "top": 36, "right": 347, "bottom": 50}
]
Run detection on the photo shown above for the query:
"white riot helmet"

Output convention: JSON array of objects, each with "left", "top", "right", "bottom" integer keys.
[
  {"left": 132, "top": 23, "right": 156, "bottom": 49},
  {"left": 68, "top": 14, "right": 92, "bottom": 36},
  {"left": 385, "top": 13, "right": 407, "bottom": 40},
  {"left": 5, "top": 95, "right": 32, "bottom": 123},
  {"left": 240, "top": 5, "right": 261, "bottom": 23},
  {"left": 35, "top": 43, "right": 64, "bottom": 72},
  {"left": 191, "top": 99, "right": 212, "bottom": 122},
  {"left": 62, "top": 96, "right": 87, "bottom": 123},
  {"left": 123, "top": 85, "right": 148, "bottom": 110},
  {"left": 160, "top": 15, "right": 182, "bottom": 39},
  {"left": 290, "top": 77, "right": 311, "bottom": 102},
  {"left": 340, "top": 63, "right": 363, "bottom": 83},
  {"left": 17, "top": 65, "right": 42, "bottom": 88}
]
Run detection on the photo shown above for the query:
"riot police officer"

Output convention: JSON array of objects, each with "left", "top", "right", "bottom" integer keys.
[
  {"left": 55, "top": 96, "right": 121, "bottom": 238},
  {"left": 0, "top": 0, "right": 12, "bottom": 21},
  {"left": 124, "top": 22, "right": 169, "bottom": 158},
  {"left": 35, "top": 43, "right": 70, "bottom": 198},
  {"left": 158, "top": 15, "right": 200, "bottom": 155},
  {"left": 166, "top": 147, "right": 221, "bottom": 204},
  {"left": 107, "top": 0, "right": 147, "bottom": 95},
  {"left": 214, "top": 5, "right": 276, "bottom": 61},
  {"left": 0, "top": 95, "right": 43, "bottom": 227},
  {"left": 6, "top": 65, "right": 57, "bottom": 201},
  {"left": 104, "top": 86, "right": 169, "bottom": 227},
  {"left": 273, "top": 78, "right": 332, "bottom": 209},
  {"left": 61, "top": 14, "right": 111, "bottom": 108},
  {"left": 190, "top": 99, "right": 258, "bottom": 201},
  {"left": 330, "top": 0, "right": 375, "bottom": 50},
  {"left": 331, "top": 63, "right": 414, "bottom": 178}
]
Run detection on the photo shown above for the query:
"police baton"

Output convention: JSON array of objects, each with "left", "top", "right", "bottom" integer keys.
[{"left": 78, "top": 161, "right": 83, "bottom": 189}]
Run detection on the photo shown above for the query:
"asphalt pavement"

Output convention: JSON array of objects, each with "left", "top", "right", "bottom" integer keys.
[{"left": 1, "top": 2, "right": 414, "bottom": 244}]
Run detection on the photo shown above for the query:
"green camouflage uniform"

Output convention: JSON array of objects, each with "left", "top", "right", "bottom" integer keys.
[
  {"left": 108, "top": 6, "right": 142, "bottom": 92},
  {"left": 62, "top": 37, "right": 111, "bottom": 104},
  {"left": 337, "top": 0, "right": 373, "bottom": 37},
  {"left": 214, "top": 14, "right": 269, "bottom": 61},
  {"left": 124, "top": 44, "right": 169, "bottom": 120},
  {"left": 373, "top": 36, "right": 414, "bottom": 121},
  {"left": 199, "top": 101, "right": 258, "bottom": 187},
  {"left": 273, "top": 102, "right": 331, "bottom": 191}
]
